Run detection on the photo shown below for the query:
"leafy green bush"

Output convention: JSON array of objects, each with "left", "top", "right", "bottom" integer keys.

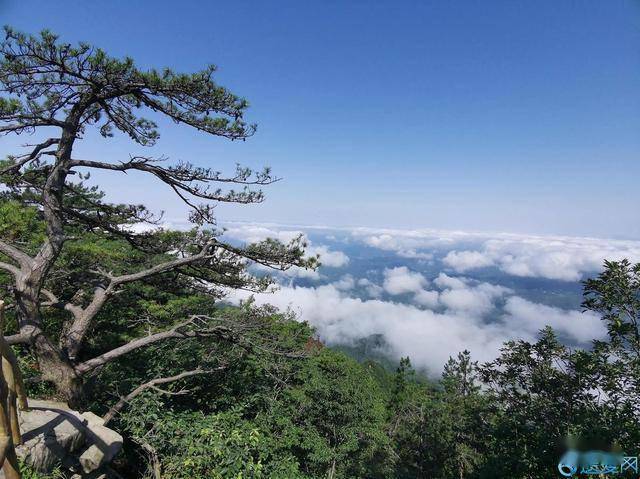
[{"left": 121, "top": 403, "right": 305, "bottom": 479}]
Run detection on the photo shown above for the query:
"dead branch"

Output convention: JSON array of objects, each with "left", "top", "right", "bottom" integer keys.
[{"left": 103, "top": 367, "right": 225, "bottom": 424}]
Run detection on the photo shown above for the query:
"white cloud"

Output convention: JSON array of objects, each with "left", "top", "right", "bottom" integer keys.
[
  {"left": 503, "top": 296, "right": 606, "bottom": 343},
  {"left": 425, "top": 273, "right": 511, "bottom": 315},
  {"left": 223, "top": 225, "right": 305, "bottom": 244},
  {"left": 446, "top": 237, "right": 633, "bottom": 281},
  {"left": 383, "top": 267, "right": 428, "bottom": 295},
  {"left": 222, "top": 222, "right": 640, "bottom": 281},
  {"left": 227, "top": 284, "right": 602, "bottom": 375},
  {"left": 214, "top": 223, "right": 616, "bottom": 374},
  {"left": 308, "top": 245, "right": 349, "bottom": 268},
  {"left": 482, "top": 237, "right": 615, "bottom": 281},
  {"left": 283, "top": 266, "right": 322, "bottom": 280},
  {"left": 222, "top": 224, "right": 349, "bottom": 279},
  {"left": 228, "top": 284, "right": 507, "bottom": 373},
  {"left": 377, "top": 268, "right": 510, "bottom": 315},
  {"left": 439, "top": 288, "right": 483, "bottom": 312},
  {"left": 353, "top": 226, "right": 640, "bottom": 281},
  {"left": 433, "top": 273, "right": 468, "bottom": 290},
  {"left": 358, "top": 278, "right": 384, "bottom": 298},
  {"left": 333, "top": 275, "right": 356, "bottom": 291},
  {"left": 397, "top": 249, "right": 434, "bottom": 260},
  {"left": 443, "top": 250, "right": 494, "bottom": 272},
  {"left": 353, "top": 227, "right": 485, "bottom": 252},
  {"left": 362, "top": 233, "right": 436, "bottom": 259},
  {"left": 413, "top": 289, "right": 439, "bottom": 308}
]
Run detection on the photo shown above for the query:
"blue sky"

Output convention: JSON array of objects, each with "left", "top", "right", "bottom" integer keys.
[{"left": 2, "top": 1, "right": 639, "bottom": 237}]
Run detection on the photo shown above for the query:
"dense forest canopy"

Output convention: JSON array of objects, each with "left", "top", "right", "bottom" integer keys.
[{"left": 1, "top": 27, "right": 640, "bottom": 479}]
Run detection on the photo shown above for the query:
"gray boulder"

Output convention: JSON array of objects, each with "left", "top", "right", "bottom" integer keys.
[
  {"left": 0, "top": 399, "right": 122, "bottom": 478},
  {"left": 78, "top": 412, "right": 123, "bottom": 473}
]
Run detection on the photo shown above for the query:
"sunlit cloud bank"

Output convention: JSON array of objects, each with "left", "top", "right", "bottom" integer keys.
[
  {"left": 350, "top": 227, "right": 640, "bottom": 281},
  {"left": 218, "top": 222, "right": 632, "bottom": 373},
  {"left": 228, "top": 280, "right": 605, "bottom": 374},
  {"left": 222, "top": 222, "right": 640, "bottom": 282}
]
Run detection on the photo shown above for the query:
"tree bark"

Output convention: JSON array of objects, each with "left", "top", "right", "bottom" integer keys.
[
  {"left": 9, "top": 105, "right": 88, "bottom": 406},
  {"left": 327, "top": 459, "right": 336, "bottom": 479},
  {"left": 14, "top": 277, "right": 83, "bottom": 406}
]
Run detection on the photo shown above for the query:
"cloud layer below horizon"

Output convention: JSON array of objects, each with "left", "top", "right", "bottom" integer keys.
[
  {"left": 219, "top": 223, "right": 635, "bottom": 373},
  {"left": 350, "top": 227, "right": 640, "bottom": 281}
]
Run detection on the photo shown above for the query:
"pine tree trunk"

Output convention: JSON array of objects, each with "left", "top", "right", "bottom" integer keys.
[
  {"left": 14, "top": 284, "right": 84, "bottom": 408},
  {"left": 327, "top": 459, "right": 336, "bottom": 479},
  {"left": 33, "top": 333, "right": 84, "bottom": 407}
]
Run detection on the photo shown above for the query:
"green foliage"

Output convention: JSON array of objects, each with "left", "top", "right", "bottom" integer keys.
[
  {"left": 477, "top": 329, "right": 582, "bottom": 477},
  {"left": 1, "top": 26, "right": 254, "bottom": 143},
  {"left": 18, "top": 461, "right": 64, "bottom": 479},
  {"left": 122, "top": 406, "right": 304, "bottom": 479},
  {"left": 114, "top": 345, "right": 391, "bottom": 479},
  {"left": 388, "top": 352, "right": 488, "bottom": 479},
  {"left": 385, "top": 261, "right": 640, "bottom": 479},
  {"left": 263, "top": 349, "right": 390, "bottom": 478},
  {"left": 0, "top": 200, "right": 45, "bottom": 253},
  {"left": 583, "top": 259, "right": 640, "bottom": 352}
]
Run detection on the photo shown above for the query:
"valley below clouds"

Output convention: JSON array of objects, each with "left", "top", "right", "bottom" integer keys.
[{"left": 223, "top": 223, "right": 640, "bottom": 374}]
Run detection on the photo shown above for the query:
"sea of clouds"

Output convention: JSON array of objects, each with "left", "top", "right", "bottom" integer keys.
[{"left": 221, "top": 223, "right": 640, "bottom": 374}]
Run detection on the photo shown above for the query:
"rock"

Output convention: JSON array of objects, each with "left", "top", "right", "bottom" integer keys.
[
  {"left": 81, "top": 411, "right": 106, "bottom": 427},
  {"left": 79, "top": 422, "right": 123, "bottom": 473},
  {"left": 17, "top": 399, "right": 87, "bottom": 472},
  {"left": 0, "top": 399, "right": 123, "bottom": 478}
]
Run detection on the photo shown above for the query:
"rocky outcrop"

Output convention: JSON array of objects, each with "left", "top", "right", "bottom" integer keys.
[
  {"left": 77, "top": 411, "right": 123, "bottom": 474},
  {"left": 0, "top": 399, "right": 122, "bottom": 478}
]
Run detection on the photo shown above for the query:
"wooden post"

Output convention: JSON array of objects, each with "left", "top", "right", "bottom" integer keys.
[{"left": 0, "top": 300, "right": 25, "bottom": 479}]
